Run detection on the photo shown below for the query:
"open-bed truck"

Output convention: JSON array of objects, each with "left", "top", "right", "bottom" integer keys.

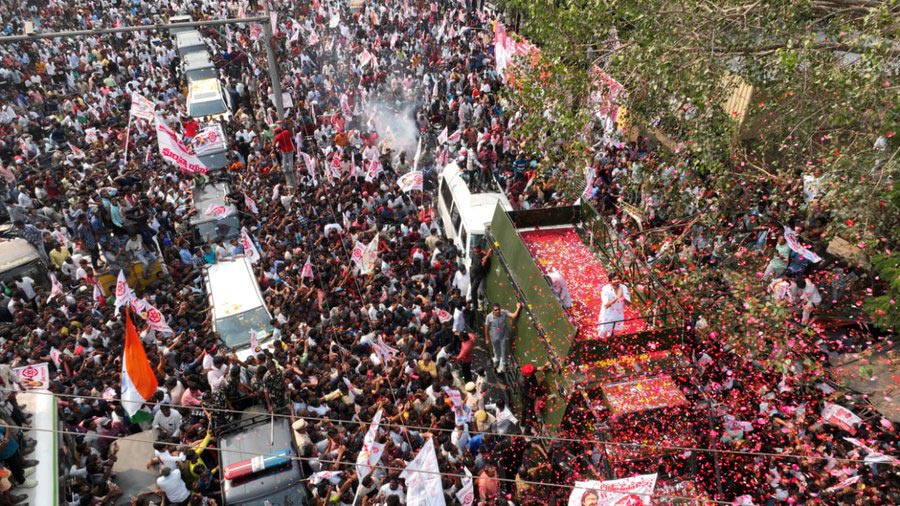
[{"left": 483, "top": 202, "right": 719, "bottom": 492}]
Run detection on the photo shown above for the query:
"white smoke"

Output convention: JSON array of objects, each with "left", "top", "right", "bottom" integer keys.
[{"left": 363, "top": 100, "right": 420, "bottom": 160}]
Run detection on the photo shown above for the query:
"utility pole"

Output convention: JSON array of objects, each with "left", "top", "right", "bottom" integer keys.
[{"left": 263, "top": 1, "right": 286, "bottom": 122}]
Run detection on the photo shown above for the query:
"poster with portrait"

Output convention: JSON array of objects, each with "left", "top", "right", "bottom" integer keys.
[{"left": 568, "top": 474, "right": 658, "bottom": 506}]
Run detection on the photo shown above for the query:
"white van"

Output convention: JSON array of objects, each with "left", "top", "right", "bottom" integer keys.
[
  {"left": 187, "top": 78, "right": 230, "bottom": 120},
  {"left": 174, "top": 30, "right": 207, "bottom": 57},
  {"left": 203, "top": 257, "right": 275, "bottom": 360},
  {"left": 437, "top": 161, "right": 513, "bottom": 270},
  {"left": 182, "top": 52, "right": 217, "bottom": 82},
  {"left": 168, "top": 14, "right": 193, "bottom": 36}
]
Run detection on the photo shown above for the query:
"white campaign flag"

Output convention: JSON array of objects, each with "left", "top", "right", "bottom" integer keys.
[
  {"left": 47, "top": 273, "right": 65, "bottom": 303},
  {"left": 356, "top": 409, "right": 386, "bottom": 479},
  {"left": 352, "top": 234, "right": 379, "bottom": 274},
  {"left": 130, "top": 92, "right": 156, "bottom": 121},
  {"left": 131, "top": 298, "right": 173, "bottom": 335},
  {"left": 568, "top": 474, "right": 658, "bottom": 506},
  {"left": 783, "top": 226, "right": 822, "bottom": 263},
  {"left": 398, "top": 171, "right": 423, "bottom": 193},
  {"left": 455, "top": 467, "right": 475, "bottom": 506},
  {"left": 240, "top": 227, "right": 262, "bottom": 264},
  {"left": 155, "top": 115, "right": 209, "bottom": 175},
  {"left": 400, "top": 438, "right": 446, "bottom": 506},
  {"left": 114, "top": 270, "right": 135, "bottom": 316}
]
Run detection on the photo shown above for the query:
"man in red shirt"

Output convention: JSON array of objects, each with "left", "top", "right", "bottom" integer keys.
[
  {"left": 272, "top": 124, "right": 295, "bottom": 171},
  {"left": 456, "top": 332, "right": 475, "bottom": 382}
]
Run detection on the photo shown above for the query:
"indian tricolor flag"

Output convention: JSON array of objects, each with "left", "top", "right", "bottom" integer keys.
[{"left": 121, "top": 310, "right": 158, "bottom": 422}]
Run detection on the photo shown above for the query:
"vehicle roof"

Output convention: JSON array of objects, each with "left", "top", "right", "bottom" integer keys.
[
  {"left": 0, "top": 239, "right": 41, "bottom": 271},
  {"left": 189, "top": 182, "right": 237, "bottom": 225},
  {"left": 442, "top": 162, "right": 513, "bottom": 234},
  {"left": 205, "top": 257, "right": 266, "bottom": 317},
  {"left": 175, "top": 30, "right": 205, "bottom": 47},
  {"left": 182, "top": 52, "right": 214, "bottom": 69},
  {"left": 189, "top": 78, "right": 223, "bottom": 100},
  {"left": 220, "top": 416, "right": 303, "bottom": 504}
]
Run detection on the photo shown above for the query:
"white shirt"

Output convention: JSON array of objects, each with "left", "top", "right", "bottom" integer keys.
[
  {"left": 157, "top": 468, "right": 190, "bottom": 502},
  {"left": 15, "top": 277, "right": 36, "bottom": 300},
  {"left": 154, "top": 449, "right": 186, "bottom": 469},
  {"left": 152, "top": 409, "right": 183, "bottom": 437}
]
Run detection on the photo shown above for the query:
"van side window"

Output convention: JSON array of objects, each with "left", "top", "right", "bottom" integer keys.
[
  {"left": 459, "top": 226, "right": 468, "bottom": 253},
  {"left": 450, "top": 204, "right": 461, "bottom": 232},
  {"left": 440, "top": 179, "right": 453, "bottom": 211}
]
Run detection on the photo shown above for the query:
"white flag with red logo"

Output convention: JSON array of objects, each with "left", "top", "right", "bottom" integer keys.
[
  {"left": 364, "top": 159, "right": 383, "bottom": 182},
  {"left": 240, "top": 227, "right": 261, "bottom": 264},
  {"left": 301, "top": 256, "right": 314, "bottom": 279},
  {"left": 243, "top": 193, "right": 259, "bottom": 214},
  {"left": 204, "top": 203, "right": 234, "bottom": 220},
  {"left": 130, "top": 92, "right": 156, "bottom": 121},
  {"left": 437, "top": 127, "right": 449, "bottom": 145},
  {"left": 114, "top": 270, "right": 135, "bottom": 316},
  {"left": 783, "top": 226, "right": 822, "bottom": 263},
  {"left": 250, "top": 329, "right": 259, "bottom": 351},
  {"left": 398, "top": 171, "right": 423, "bottom": 193},
  {"left": 356, "top": 409, "right": 385, "bottom": 480},
  {"left": 300, "top": 151, "right": 318, "bottom": 182},
  {"left": 433, "top": 308, "right": 452, "bottom": 323},
  {"left": 47, "top": 274, "right": 65, "bottom": 303},
  {"left": 140, "top": 299, "right": 173, "bottom": 335},
  {"left": 92, "top": 282, "right": 105, "bottom": 305},
  {"left": 69, "top": 143, "right": 85, "bottom": 159}
]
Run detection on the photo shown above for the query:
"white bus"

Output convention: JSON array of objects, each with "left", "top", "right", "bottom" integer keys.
[
  {"left": 436, "top": 161, "right": 513, "bottom": 270},
  {"left": 203, "top": 257, "right": 275, "bottom": 360}
]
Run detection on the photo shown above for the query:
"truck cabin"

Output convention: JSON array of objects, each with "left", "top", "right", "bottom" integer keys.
[{"left": 217, "top": 413, "right": 307, "bottom": 505}]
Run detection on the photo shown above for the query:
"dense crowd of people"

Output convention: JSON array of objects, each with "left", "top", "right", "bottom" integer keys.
[{"left": 0, "top": 0, "right": 895, "bottom": 505}]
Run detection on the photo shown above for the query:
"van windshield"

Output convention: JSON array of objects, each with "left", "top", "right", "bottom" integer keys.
[
  {"left": 0, "top": 261, "right": 49, "bottom": 291},
  {"left": 216, "top": 306, "right": 272, "bottom": 347},
  {"left": 193, "top": 216, "right": 240, "bottom": 244}
]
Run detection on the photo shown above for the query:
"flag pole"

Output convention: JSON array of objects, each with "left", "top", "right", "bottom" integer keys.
[{"left": 123, "top": 112, "right": 133, "bottom": 168}]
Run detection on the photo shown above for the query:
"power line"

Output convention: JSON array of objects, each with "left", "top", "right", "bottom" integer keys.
[
  {"left": 9, "top": 388, "right": 894, "bottom": 466},
  {"left": 8, "top": 421, "right": 734, "bottom": 504},
  {"left": 0, "top": 17, "right": 269, "bottom": 43}
]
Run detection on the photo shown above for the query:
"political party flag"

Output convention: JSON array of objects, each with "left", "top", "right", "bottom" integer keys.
[
  {"left": 437, "top": 127, "right": 449, "bottom": 145},
  {"left": 240, "top": 227, "right": 261, "bottom": 264},
  {"left": 130, "top": 92, "right": 156, "bottom": 121},
  {"left": 400, "top": 438, "right": 446, "bottom": 506},
  {"left": 243, "top": 193, "right": 259, "bottom": 214},
  {"left": 114, "top": 270, "right": 135, "bottom": 316},
  {"left": 69, "top": 142, "right": 85, "bottom": 159},
  {"left": 352, "top": 234, "right": 379, "bottom": 275},
  {"left": 455, "top": 467, "right": 475, "bottom": 506},
  {"left": 582, "top": 166, "right": 595, "bottom": 200},
  {"left": 47, "top": 273, "right": 65, "bottom": 303},
  {"left": 783, "top": 226, "right": 822, "bottom": 263},
  {"left": 249, "top": 329, "right": 259, "bottom": 351},
  {"left": 155, "top": 115, "right": 209, "bottom": 175},
  {"left": 92, "top": 282, "right": 105, "bottom": 306},
  {"left": 50, "top": 347, "right": 62, "bottom": 368},
  {"left": 143, "top": 300, "right": 173, "bottom": 335},
  {"left": 356, "top": 408, "right": 385, "bottom": 479},
  {"left": 301, "top": 256, "right": 314, "bottom": 279},
  {"left": 121, "top": 310, "right": 159, "bottom": 419},
  {"left": 300, "top": 151, "right": 318, "bottom": 182},
  {"left": 398, "top": 171, "right": 423, "bottom": 193},
  {"left": 310, "top": 470, "right": 342, "bottom": 485},
  {"left": 448, "top": 129, "right": 462, "bottom": 144},
  {"left": 204, "top": 203, "right": 234, "bottom": 220},
  {"left": 364, "top": 159, "right": 383, "bottom": 182},
  {"left": 308, "top": 29, "right": 319, "bottom": 45},
  {"left": 434, "top": 308, "right": 452, "bottom": 323}
]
